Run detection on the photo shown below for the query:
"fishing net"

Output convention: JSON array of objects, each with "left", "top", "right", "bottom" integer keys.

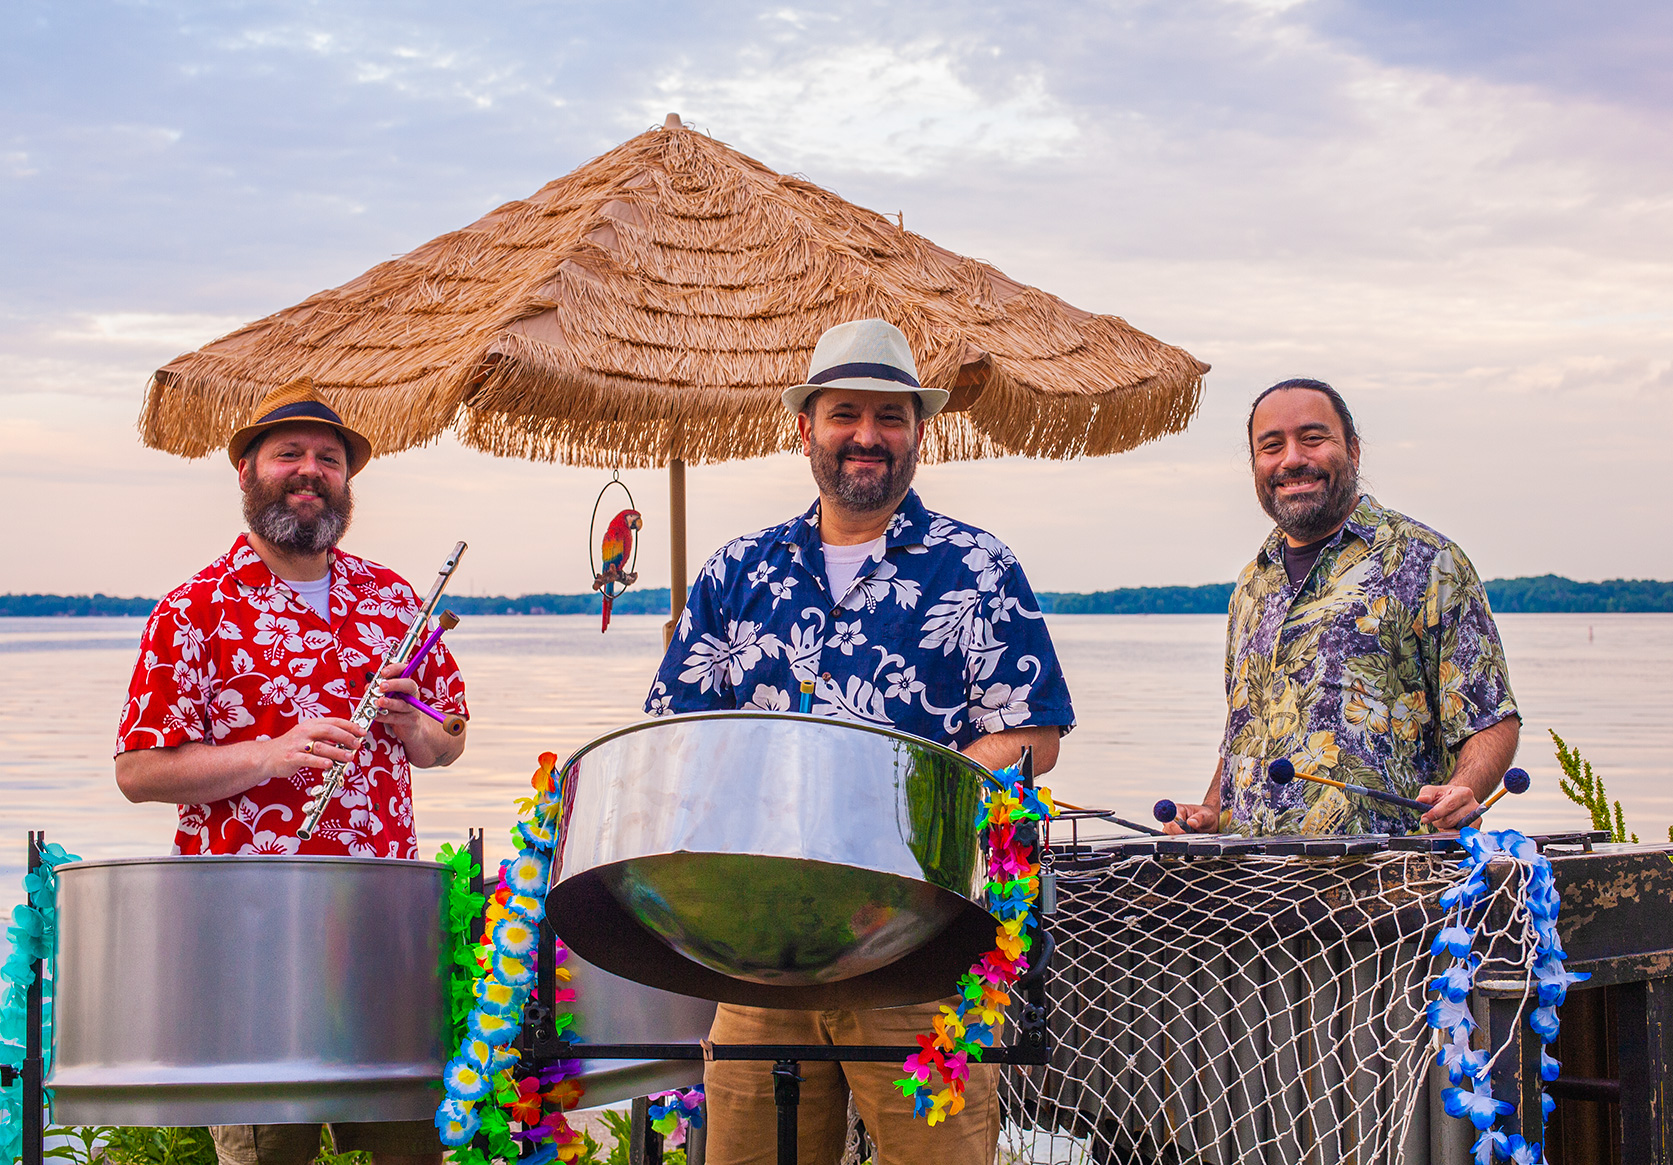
[{"left": 995, "top": 845, "right": 1545, "bottom": 1165}]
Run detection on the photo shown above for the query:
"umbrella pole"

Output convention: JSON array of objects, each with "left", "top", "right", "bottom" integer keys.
[{"left": 663, "top": 458, "right": 687, "bottom": 649}]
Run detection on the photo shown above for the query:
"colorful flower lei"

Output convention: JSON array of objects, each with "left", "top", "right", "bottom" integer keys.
[
  {"left": 1, "top": 841, "right": 81, "bottom": 1165},
  {"left": 1426, "top": 827, "right": 1585, "bottom": 1165},
  {"left": 897, "top": 762, "right": 1053, "bottom": 1126},
  {"left": 436, "top": 753, "right": 589, "bottom": 1165},
  {"left": 647, "top": 1087, "right": 706, "bottom": 1148}
]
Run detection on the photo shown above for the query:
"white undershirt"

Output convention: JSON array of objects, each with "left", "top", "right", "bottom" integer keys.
[
  {"left": 282, "top": 574, "right": 332, "bottom": 621},
  {"left": 823, "top": 537, "right": 885, "bottom": 603}
]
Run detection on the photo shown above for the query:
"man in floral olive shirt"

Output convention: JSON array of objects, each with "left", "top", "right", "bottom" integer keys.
[
  {"left": 647, "top": 320, "right": 1075, "bottom": 1165},
  {"left": 1166, "top": 378, "right": 1519, "bottom": 837}
]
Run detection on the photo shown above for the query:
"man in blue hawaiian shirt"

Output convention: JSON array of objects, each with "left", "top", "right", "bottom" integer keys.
[
  {"left": 646, "top": 318, "right": 1075, "bottom": 1165},
  {"left": 1165, "top": 378, "right": 1520, "bottom": 838}
]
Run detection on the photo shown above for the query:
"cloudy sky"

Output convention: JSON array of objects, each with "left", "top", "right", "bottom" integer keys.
[{"left": 4, "top": 0, "right": 1670, "bottom": 599}]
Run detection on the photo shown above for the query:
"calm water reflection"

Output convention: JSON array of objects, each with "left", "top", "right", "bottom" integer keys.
[{"left": 3, "top": 613, "right": 1669, "bottom": 904}]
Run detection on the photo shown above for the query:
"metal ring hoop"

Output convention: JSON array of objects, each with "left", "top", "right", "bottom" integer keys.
[{"left": 587, "top": 471, "right": 640, "bottom": 600}]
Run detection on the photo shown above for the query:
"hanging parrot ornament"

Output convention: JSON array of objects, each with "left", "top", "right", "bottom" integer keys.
[{"left": 592, "top": 509, "right": 642, "bottom": 632}]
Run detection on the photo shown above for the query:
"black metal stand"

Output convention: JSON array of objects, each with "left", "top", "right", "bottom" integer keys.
[
  {"left": 3, "top": 832, "right": 47, "bottom": 1165},
  {"left": 771, "top": 1060, "right": 800, "bottom": 1165}
]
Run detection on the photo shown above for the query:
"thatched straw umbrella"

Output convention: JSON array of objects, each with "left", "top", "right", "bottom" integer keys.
[{"left": 143, "top": 113, "right": 1208, "bottom": 636}]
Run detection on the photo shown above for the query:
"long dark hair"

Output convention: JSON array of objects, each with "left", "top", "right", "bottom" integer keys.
[{"left": 1245, "top": 378, "right": 1359, "bottom": 463}]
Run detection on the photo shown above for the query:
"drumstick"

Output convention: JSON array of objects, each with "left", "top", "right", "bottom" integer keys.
[
  {"left": 1039, "top": 797, "right": 1166, "bottom": 838},
  {"left": 1153, "top": 799, "right": 1202, "bottom": 834},
  {"left": 1454, "top": 768, "right": 1532, "bottom": 829},
  {"left": 1267, "top": 758, "right": 1429, "bottom": 815}
]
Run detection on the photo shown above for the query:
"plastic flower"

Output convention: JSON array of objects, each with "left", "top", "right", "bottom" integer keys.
[
  {"left": 505, "top": 851, "right": 551, "bottom": 896},
  {"left": 435, "top": 1097, "right": 482, "bottom": 1145},
  {"left": 1437, "top": 1032, "right": 1490, "bottom": 1085},
  {"left": 444, "top": 1058, "right": 493, "bottom": 1102},
  {"left": 508, "top": 1075, "right": 546, "bottom": 1124},
  {"left": 1534, "top": 954, "right": 1589, "bottom": 1007},
  {"left": 493, "top": 953, "right": 536, "bottom": 987},
  {"left": 504, "top": 893, "right": 546, "bottom": 923},
  {"left": 1458, "top": 829, "right": 1501, "bottom": 865},
  {"left": 1498, "top": 831, "right": 1539, "bottom": 862},
  {"left": 469, "top": 1010, "right": 523, "bottom": 1045},
  {"left": 1430, "top": 953, "right": 1481, "bottom": 1002},
  {"left": 1540, "top": 1047, "right": 1561, "bottom": 1083},
  {"left": 474, "top": 976, "right": 528, "bottom": 1017},
  {"left": 516, "top": 819, "right": 556, "bottom": 852},
  {"left": 1470, "top": 1128, "right": 1508, "bottom": 1165},
  {"left": 1528, "top": 1004, "right": 1561, "bottom": 1041},
  {"left": 1439, "top": 871, "right": 1489, "bottom": 912},
  {"left": 1443, "top": 1077, "right": 1515, "bottom": 1130},
  {"left": 1427, "top": 997, "right": 1476, "bottom": 1038},
  {"left": 544, "top": 1078, "right": 585, "bottom": 1111},
  {"left": 1431, "top": 925, "right": 1475, "bottom": 959},
  {"left": 1504, "top": 1134, "right": 1547, "bottom": 1164},
  {"left": 493, "top": 917, "right": 540, "bottom": 960}
]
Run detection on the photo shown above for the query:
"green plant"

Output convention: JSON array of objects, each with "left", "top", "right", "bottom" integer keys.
[
  {"left": 43, "top": 1127, "right": 115, "bottom": 1165},
  {"left": 315, "top": 1126, "right": 370, "bottom": 1165},
  {"left": 1552, "top": 730, "right": 1637, "bottom": 843},
  {"left": 597, "top": 1109, "right": 683, "bottom": 1165},
  {"left": 100, "top": 1126, "right": 217, "bottom": 1165}
]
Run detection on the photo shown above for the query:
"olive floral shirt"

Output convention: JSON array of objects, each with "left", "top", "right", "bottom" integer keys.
[{"left": 1219, "top": 495, "right": 1518, "bottom": 836}]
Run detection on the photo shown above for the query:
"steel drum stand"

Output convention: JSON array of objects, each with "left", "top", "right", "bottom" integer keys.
[{"left": 4, "top": 832, "right": 47, "bottom": 1165}]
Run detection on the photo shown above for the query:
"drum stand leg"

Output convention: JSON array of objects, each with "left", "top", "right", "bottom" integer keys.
[
  {"left": 772, "top": 1060, "right": 801, "bottom": 1165},
  {"left": 7, "top": 832, "right": 47, "bottom": 1165}
]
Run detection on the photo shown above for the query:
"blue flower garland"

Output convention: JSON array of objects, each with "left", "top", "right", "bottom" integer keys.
[
  {"left": 436, "top": 753, "right": 589, "bottom": 1165},
  {"left": 1426, "top": 828, "right": 1585, "bottom": 1165},
  {"left": 1, "top": 842, "right": 81, "bottom": 1165}
]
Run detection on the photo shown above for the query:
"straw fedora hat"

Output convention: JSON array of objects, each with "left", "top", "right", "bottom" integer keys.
[
  {"left": 781, "top": 319, "right": 949, "bottom": 419},
  {"left": 226, "top": 377, "right": 374, "bottom": 477}
]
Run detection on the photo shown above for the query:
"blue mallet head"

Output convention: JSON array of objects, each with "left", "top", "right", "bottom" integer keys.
[
  {"left": 1268, "top": 758, "right": 1296, "bottom": 785},
  {"left": 1504, "top": 767, "right": 1531, "bottom": 795},
  {"left": 1153, "top": 799, "right": 1179, "bottom": 824}
]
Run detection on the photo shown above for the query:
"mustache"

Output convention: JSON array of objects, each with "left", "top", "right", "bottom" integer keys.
[
  {"left": 1267, "top": 467, "right": 1329, "bottom": 488},
  {"left": 837, "top": 443, "right": 894, "bottom": 465}
]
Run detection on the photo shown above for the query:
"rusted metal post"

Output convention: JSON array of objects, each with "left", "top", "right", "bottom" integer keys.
[{"left": 1619, "top": 976, "right": 1673, "bottom": 1162}]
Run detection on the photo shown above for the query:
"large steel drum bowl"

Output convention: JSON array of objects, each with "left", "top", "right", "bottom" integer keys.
[
  {"left": 47, "top": 855, "right": 450, "bottom": 1126},
  {"left": 547, "top": 711, "right": 995, "bottom": 1010}
]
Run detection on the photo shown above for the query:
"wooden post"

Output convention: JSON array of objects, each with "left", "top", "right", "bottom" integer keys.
[{"left": 663, "top": 458, "right": 687, "bottom": 650}]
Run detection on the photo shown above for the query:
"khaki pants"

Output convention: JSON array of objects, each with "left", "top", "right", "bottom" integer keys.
[
  {"left": 208, "top": 1121, "right": 442, "bottom": 1165},
  {"left": 704, "top": 1000, "right": 999, "bottom": 1165}
]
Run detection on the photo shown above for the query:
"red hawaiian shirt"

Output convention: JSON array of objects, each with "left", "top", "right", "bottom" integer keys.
[{"left": 116, "top": 535, "right": 467, "bottom": 858}]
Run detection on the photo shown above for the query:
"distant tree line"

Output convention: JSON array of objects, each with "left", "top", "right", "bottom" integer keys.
[{"left": 5, "top": 576, "right": 1671, "bottom": 617}]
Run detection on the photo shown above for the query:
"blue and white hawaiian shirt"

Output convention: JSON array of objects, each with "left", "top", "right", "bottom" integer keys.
[{"left": 646, "top": 490, "right": 1075, "bottom": 750}]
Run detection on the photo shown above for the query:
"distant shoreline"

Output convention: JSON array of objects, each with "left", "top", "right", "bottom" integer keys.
[{"left": 5, "top": 575, "right": 1670, "bottom": 617}]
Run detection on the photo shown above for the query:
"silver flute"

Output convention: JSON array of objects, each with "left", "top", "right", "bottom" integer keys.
[{"left": 297, "top": 541, "right": 468, "bottom": 841}]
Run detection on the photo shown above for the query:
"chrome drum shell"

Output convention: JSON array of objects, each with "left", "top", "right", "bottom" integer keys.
[
  {"left": 547, "top": 711, "right": 994, "bottom": 1010},
  {"left": 47, "top": 855, "right": 451, "bottom": 1126}
]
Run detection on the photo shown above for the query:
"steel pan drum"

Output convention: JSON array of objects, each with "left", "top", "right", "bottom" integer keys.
[
  {"left": 547, "top": 711, "right": 995, "bottom": 1009},
  {"left": 561, "top": 955, "right": 716, "bottom": 1108},
  {"left": 48, "top": 856, "right": 450, "bottom": 1126}
]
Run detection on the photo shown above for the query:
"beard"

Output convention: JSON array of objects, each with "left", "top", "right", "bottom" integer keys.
[
  {"left": 243, "top": 474, "right": 353, "bottom": 554},
  {"left": 809, "top": 433, "right": 920, "bottom": 514},
  {"left": 1257, "top": 459, "right": 1360, "bottom": 543}
]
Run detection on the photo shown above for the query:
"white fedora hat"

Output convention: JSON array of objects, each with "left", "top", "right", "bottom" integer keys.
[{"left": 781, "top": 319, "right": 950, "bottom": 418}]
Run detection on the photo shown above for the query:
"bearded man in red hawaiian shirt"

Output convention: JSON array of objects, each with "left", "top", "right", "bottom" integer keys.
[
  {"left": 114, "top": 377, "right": 468, "bottom": 860},
  {"left": 114, "top": 378, "right": 467, "bottom": 1165}
]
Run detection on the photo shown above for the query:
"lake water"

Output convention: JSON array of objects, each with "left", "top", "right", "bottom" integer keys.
[{"left": 2, "top": 613, "right": 1669, "bottom": 906}]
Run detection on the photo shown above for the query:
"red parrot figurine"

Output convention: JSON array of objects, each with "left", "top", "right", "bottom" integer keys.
[{"left": 592, "top": 508, "right": 642, "bottom": 632}]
